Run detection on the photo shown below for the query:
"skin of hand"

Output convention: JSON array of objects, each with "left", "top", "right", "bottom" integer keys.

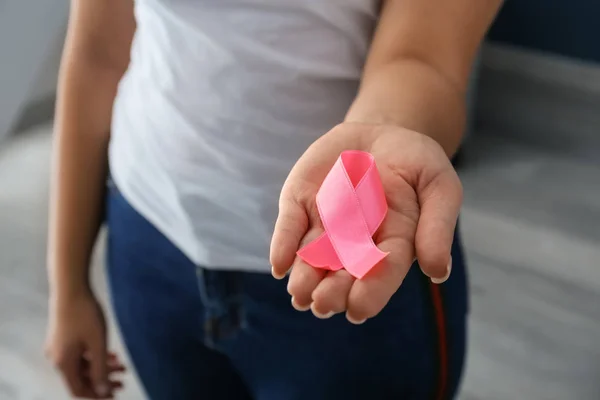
[
  {"left": 270, "top": 123, "right": 461, "bottom": 323},
  {"left": 45, "top": 0, "right": 135, "bottom": 398},
  {"left": 45, "top": 292, "right": 126, "bottom": 398},
  {"left": 270, "top": 0, "right": 503, "bottom": 323}
]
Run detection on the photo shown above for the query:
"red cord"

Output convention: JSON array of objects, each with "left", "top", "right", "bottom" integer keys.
[{"left": 429, "top": 282, "right": 448, "bottom": 400}]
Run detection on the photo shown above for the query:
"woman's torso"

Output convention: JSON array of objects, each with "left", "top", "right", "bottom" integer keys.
[{"left": 109, "top": 0, "right": 381, "bottom": 270}]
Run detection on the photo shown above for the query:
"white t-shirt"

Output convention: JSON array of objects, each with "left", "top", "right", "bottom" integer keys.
[{"left": 109, "top": 0, "right": 380, "bottom": 272}]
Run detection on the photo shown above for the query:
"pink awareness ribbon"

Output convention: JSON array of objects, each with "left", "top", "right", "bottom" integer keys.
[{"left": 297, "top": 150, "right": 389, "bottom": 279}]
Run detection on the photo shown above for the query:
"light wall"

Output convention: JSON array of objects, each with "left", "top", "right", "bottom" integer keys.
[
  {"left": 0, "top": 0, "right": 68, "bottom": 140},
  {"left": 29, "top": 38, "right": 63, "bottom": 103}
]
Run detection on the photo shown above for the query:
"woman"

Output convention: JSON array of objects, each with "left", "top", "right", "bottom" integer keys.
[{"left": 45, "top": 0, "right": 501, "bottom": 399}]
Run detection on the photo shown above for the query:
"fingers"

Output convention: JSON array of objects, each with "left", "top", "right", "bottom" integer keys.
[
  {"left": 415, "top": 169, "right": 462, "bottom": 283},
  {"left": 286, "top": 225, "right": 329, "bottom": 310},
  {"left": 84, "top": 353, "right": 127, "bottom": 374},
  {"left": 270, "top": 196, "right": 309, "bottom": 279},
  {"left": 311, "top": 269, "right": 354, "bottom": 318},
  {"left": 287, "top": 259, "right": 327, "bottom": 311},
  {"left": 289, "top": 208, "right": 416, "bottom": 323},
  {"left": 107, "top": 363, "right": 127, "bottom": 374},
  {"left": 346, "top": 237, "right": 414, "bottom": 323},
  {"left": 82, "top": 353, "right": 126, "bottom": 399},
  {"left": 88, "top": 333, "right": 110, "bottom": 398},
  {"left": 52, "top": 349, "right": 115, "bottom": 399},
  {"left": 108, "top": 354, "right": 127, "bottom": 373},
  {"left": 56, "top": 350, "right": 88, "bottom": 398}
]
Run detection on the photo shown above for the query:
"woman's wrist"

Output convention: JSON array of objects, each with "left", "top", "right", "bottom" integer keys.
[
  {"left": 346, "top": 58, "right": 467, "bottom": 157},
  {"left": 48, "top": 263, "right": 94, "bottom": 304}
]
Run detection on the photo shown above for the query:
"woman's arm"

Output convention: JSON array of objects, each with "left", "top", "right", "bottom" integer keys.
[
  {"left": 48, "top": 0, "right": 135, "bottom": 300},
  {"left": 274, "top": 0, "right": 503, "bottom": 322},
  {"left": 46, "top": 1, "right": 135, "bottom": 396},
  {"left": 346, "top": 0, "right": 503, "bottom": 156}
]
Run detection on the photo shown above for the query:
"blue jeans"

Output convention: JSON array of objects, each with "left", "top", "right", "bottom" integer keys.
[{"left": 105, "top": 183, "right": 468, "bottom": 400}]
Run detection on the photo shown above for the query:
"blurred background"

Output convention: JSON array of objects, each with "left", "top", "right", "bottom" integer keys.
[{"left": 1, "top": 1, "right": 599, "bottom": 399}]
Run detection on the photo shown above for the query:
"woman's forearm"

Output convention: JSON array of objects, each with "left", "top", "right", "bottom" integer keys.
[
  {"left": 346, "top": 0, "right": 502, "bottom": 157},
  {"left": 48, "top": 62, "right": 115, "bottom": 299},
  {"left": 48, "top": 1, "right": 134, "bottom": 301}
]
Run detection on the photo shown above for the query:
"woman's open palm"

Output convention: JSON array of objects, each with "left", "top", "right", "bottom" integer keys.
[{"left": 270, "top": 123, "right": 463, "bottom": 323}]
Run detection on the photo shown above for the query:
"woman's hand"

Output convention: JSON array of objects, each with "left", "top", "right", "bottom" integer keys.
[
  {"left": 270, "top": 123, "right": 463, "bottom": 324},
  {"left": 45, "top": 291, "right": 125, "bottom": 399}
]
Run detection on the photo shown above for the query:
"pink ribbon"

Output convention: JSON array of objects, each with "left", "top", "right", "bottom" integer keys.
[{"left": 297, "top": 150, "right": 389, "bottom": 279}]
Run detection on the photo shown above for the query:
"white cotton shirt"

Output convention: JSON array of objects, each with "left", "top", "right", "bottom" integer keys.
[{"left": 109, "top": 0, "right": 380, "bottom": 271}]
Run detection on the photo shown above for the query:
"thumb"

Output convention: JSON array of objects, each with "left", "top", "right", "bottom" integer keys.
[
  {"left": 270, "top": 195, "right": 310, "bottom": 279},
  {"left": 415, "top": 169, "right": 463, "bottom": 283},
  {"left": 88, "top": 332, "right": 110, "bottom": 398}
]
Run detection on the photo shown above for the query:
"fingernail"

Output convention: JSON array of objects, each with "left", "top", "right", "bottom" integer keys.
[
  {"left": 431, "top": 257, "right": 452, "bottom": 284},
  {"left": 95, "top": 383, "right": 110, "bottom": 397},
  {"left": 346, "top": 313, "right": 367, "bottom": 325},
  {"left": 271, "top": 266, "right": 286, "bottom": 280},
  {"left": 291, "top": 297, "right": 310, "bottom": 311},
  {"left": 310, "top": 303, "right": 336, "bottom": 319}
]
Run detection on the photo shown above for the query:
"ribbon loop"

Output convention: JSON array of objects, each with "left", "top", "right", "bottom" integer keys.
[{"left": 297, "top": 151, "right": 388, "bottom": 279}]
